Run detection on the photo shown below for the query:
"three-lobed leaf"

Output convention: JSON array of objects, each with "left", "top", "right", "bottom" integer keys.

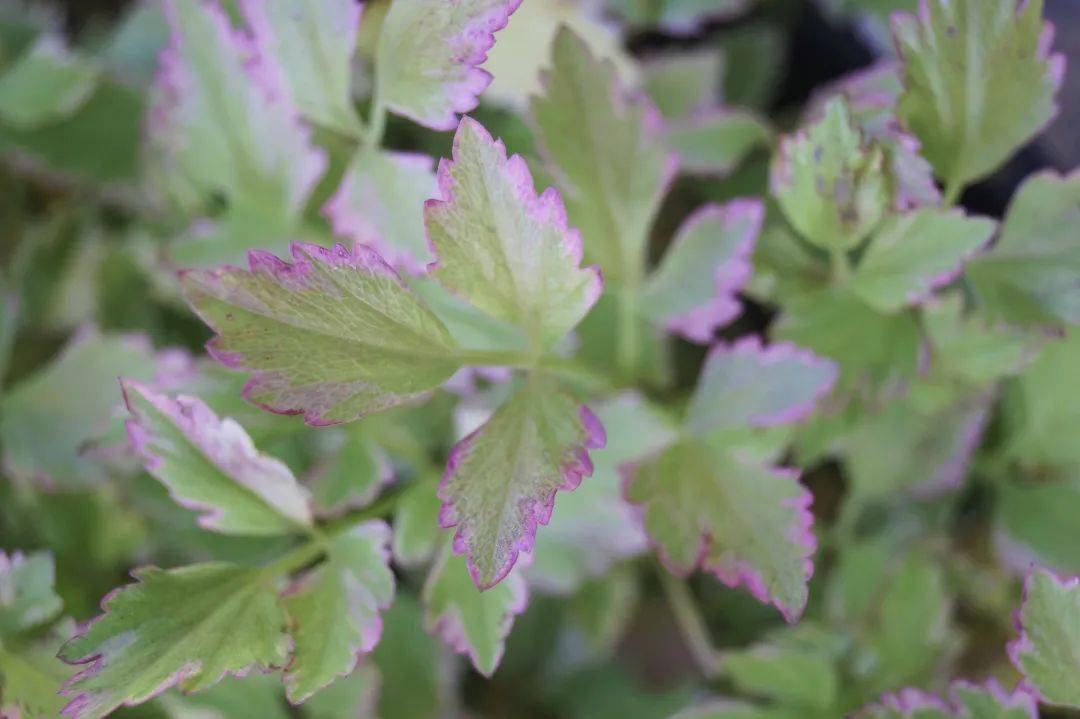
[{"left": 181, "top": 241, "right": 462, "bottom": 426}]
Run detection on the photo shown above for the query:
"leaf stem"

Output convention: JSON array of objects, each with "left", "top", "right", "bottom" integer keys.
[
  {"left": 364, "top": 94, "right": 387, "bottom": 151},
  {"left": 656, "top": 565, "right": 724, "bottom": 679},
  {"left": 261, "top": 539, "right": 327, "bottom": 580},
  {"left": 616, "top": 288, "right": 641, "bottom": 380},
  {"left": 942, "top": 173, "right": 965, "bottom": 209},
  {"left": 829, "top": 247, "right": 852, "bottom": 284}
]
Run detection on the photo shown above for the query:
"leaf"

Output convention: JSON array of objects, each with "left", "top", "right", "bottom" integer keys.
[
  {"left": 0, "top": 625, "right": 77, "bottom": 719},
  {"left": 894, "top": 0, "right": 1064, "bottom": 189},
  {"left": 425, "top": 117, "right": 601, "bottom": 349},
  {"left": 860, "top": 680, "right": 1038, "bottom": 718},
  {"left": 438, "top": 376, "right": 606, "bottom": 589},
  {"left": 724, "top": 644, "right": 838, "bottom": 711},
  {"left": 282, "top": 522, "right": 394, "bottom": 703},
  {"left": 531, "top": 27, "right": 676, "bottom": 286},
  {"left": 59, "top": 562, "right": 289, "bottom": 719},
  {"left": 668, "top": 111, "right": 772, "bottom": 176},
  {"left": 643, "top": 200, "right": 764, "bottom": 343},
  {"left": 422, "top": 546, "right": 527, "bottom": 676},
  {"left": 308, "top": 428, "right": 391, "bottom": 514},
  {"left": 966, "top": 170, "right": 1080, "bottom": 328},
  {"left": 0, "top": 35, "right": 99, "bottom": 129},
  {"left": 323, "top": 149, "right": 438, "bottom": 274},
  {"left": 181, "top": 241, "right": 462, "bottom": 426},
  {"left": 374, "top": 0, "right": 520, "bottom": 130},
  {"left": 850, "top": 209, "right": 996, "bottom": 313},
  {"left": 0, "top": 551, "right": 63, "bottom": 636},
  {"left": 0, "top": 329, "right": 158, "bottom": 489},
  {"left": 158, "top": 672, "right": 290, "bottom": 719},
  {"left": 844, "top": 380, "right": 993, "bottom": 503},
  {"left": 121, "top": 380, "right": 313, "bottom": 535},
  {"left": 241, "top": 0, "right": 363, "bottom": 135},
  {"left": 624, "top": 439, "right": 815, "bottom": 622},
  {"left": 372, "top": 595, "right": 453, "bottom": 719},
  {"left": 149, "top": 0, "right": 325, "bottom": 244},
  {"left": 642, "top": 50, "right": 724, "bottom": 120},
  {"left": 996, "top": 473, "right": 1080, "bottom": 576},
  {"left": 299, "top": 662, "right": 378, "bottom": 719},
  {"left": 393, "top": 471, "right": 443, "bottom": 567},
  {"left": 771, "top": 97, "right": 890, "bottom": 252},
  {"left": 685, "top": 337, "right": 838, "bottom": 436},
  {"left": 1008, "top": 567, "right": 1080, "bottom": 707}
]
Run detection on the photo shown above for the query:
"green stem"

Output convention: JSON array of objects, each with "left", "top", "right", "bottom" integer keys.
[
  {"left": 657, "top": 566, "right": 724, "bottom": 679},
  {"left": 261, "top": 539, "right": 327, "bottom": 580},
  {"left": 942, "top": 173, "right": 965, "bottom": 209},
  {"left": 364, "top": 94, "right": 387, "bottom": 151},
  {"left": 830, "top": 247, "right": 852, "bottom": 284},
  {"left": 616, "top": 288, "right": 640, "bottom": 379}
]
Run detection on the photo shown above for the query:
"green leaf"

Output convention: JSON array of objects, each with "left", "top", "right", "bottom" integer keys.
[
  {"left": 308, "top": 427, "right": 391, "bottom": 514},
  {"left": 121, "top": 380, "right": 313, "bottom": 535},
  {"left": 642, "top": 50, "right": 724, "bottom": 120},
  {"left": 439, "top": 375, "right": 606, "bottom": 589},
  {"left": 282, "top": 522, "right": 394, "bottom": 703},
  {"left": 850, "top": 209, "right": 995, "bottom": 313},
  {"left": 685, "top": 338, "right": 837, "bottom": 436},
  {"left": 775, "top": 286, "right": 921, "bottom": 395},
  {"left": 324, "top": 149, "right": 437, "bottom": 273},
  {"left": 625, "top": 439, "right": 815, "bottom": 622},
  {"left": 894, "top": 0, "right": 1063, "bottom": 189},
  {"left": 0, "top": 329, "right": 158, "bottom": 489},
  {"left": 0, "top": 551, "right": 63, "bottom": 636},
  {"left": 243, "top": 0, "right": 363, "bottom": 135},
  {"left": 996, "top": 472, "right": 1080, "bottom": 576},
  {"left": 531, "top": 27, "right": 675, "bottom": 286},
  {"left": 668, "top": 111, "right": 772, "bottom": 177},
  {"left": 423, "top": 546, "right": 527, "bottom": 677},
  {"left": 0, "top": 625, "right": 76, "bottom": 719},
  {"left": 374, "top": 0, "right": 519, "bottom": 130},
  {"left": 844, "top": 380, "right": 992, "bottom": 504},
  {"left": 299, "top": 662, "right": 378, "bottom": 719},
  {"left": 772, "top": 97, "right": 890, "bottom": 252},
  {"left": 425, "top": 117, "right": 601, "bottom": 349},
  {"left": 159, "top": 672, "right": 290, "bottom": 719},
  {"left": 149, "top": 0, "right": 325, "bottom": 252},
  {"left": 643, "top": 200, "right": 764, "bottom": 343},
  {"left": 0, "top": 35, "right": 99, "bottom": 128},
  {"left": 966, "top": 170, "right": 1080, "bottom": 328},
  {"left": 181, "top": 241, "right": 462, "bottom": 426},
  {"left": 859, "top": 680, "right": 1038, "bottom": 718},
  {"left": 1009, "top": 567, "right": 1080, "bottom": 707},
  {"left": 372, "top": 594, "right": 452, "bottom": 719},
  {"left": 724, "top": 644, "right": 838, "bottom": 711},
  {"left": 59, "top": 562, "right": 289, "bottom": 719},
  {"left": 393, "top": 471, "right": 443, "bottom": 567}
]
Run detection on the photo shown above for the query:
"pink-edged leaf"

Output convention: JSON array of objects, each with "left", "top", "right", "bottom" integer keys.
[
  {"left": 686, "top": 337, "right": 838, "bottom": 436},
  {"left": 425, "top": 117, "right": 601, "bottom": 349},
  {"left": 438, "top": 376, "right": 606, "bottom": 590},
  {"left": 858, "top": 679, "right": 1038, "bottom": 718},
  {"left": 643, "top": 199, "right": 764, "bottom": 343},
  {"left": 1008, "top": 567, "right": 1080, "bottom": 707},
  {"left": 282, "top": 521, "right": 394, "bottom": 704},
  {"left": 422, "top": 544, "right": 527, "bottom": 676},
  {"left": 323, "top": 149, "right": 438, "bottom": 275},
  {"left": 59, "top": 563, "right": 288, "bottom": 719},
  {"left": 180, "top": 241, "right": 462, "bottom": 426},
  {"left": 121, "top": 379, "right": 312, "bottom": 535},
  {"left": 624, "top": 439, "right": 816, "bottom": 622},
  {"left": 148, "top": 0, "right": 325, "bottom": 228},
  {"left": 374, "top": 0, "right": 521, "bottom": 130},
  {"left": 240, "top": 0, "right": 363, "bottom": 135}
]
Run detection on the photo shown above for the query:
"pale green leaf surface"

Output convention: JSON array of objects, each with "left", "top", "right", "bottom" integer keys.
[
  {"left": 438, "top": 376, "right": 605, "bottom": 589},
  {"left": 686, "top": 337, "right": 837, "bottom": 436},
  {"left": 149, "top": 0, "right": 325, "bottom": 237},
  {"left": 122, "top": 380, "right": 313, "bottom": 535},
  {"left": 895, "top": 0, "right": 1063, "bottom": 188},
  {"left": 624, "top": 440, "right": 815, "bottom": 622},
  {"left": 181, "top": 241, "right": 462, "bottom": 426},
  {"left": 851, "top": 209, "right": 995, "bottom": 313},
  {"left": 668, "top": 111, "right": 772, "bottom": 176},
  {"left": 158, "top": 672, "right": 289, "bottom": 719},
  {"left": 308, "top": 427, "right": 390, "bottom": 514},
  {"left": 243, "top": 0, "right": 362, "bottom": 135},
  {"left": 967, "top": 170, "right": 1080, "bottom": 327},
  {"left": 423, "top": 547, "right": 526, "bottom": 676},
  {"left": 531, "top": 27, "right": 675, "bottom": 286},
  {"left": 642, "top": 50, "right": 724, "bottom": 120},
  {"left": 425, "top": 117, "right": 601, "bottom": 349},
  {"left": 393, "top": 471, "right": 443, "bottom": 566},
  {"left": 324, "top": 149, "right": 437, "bottom": 273},
  {"left": 0, "top": 627, "right": 76, "bottom": 719},
  {"left": 1009, "top": 568, "right": 1080, "bottom": 707},
  {"left": 0, "top": 329, "right": 157, "bottom": 488},
  {"left": 724, "top": 645, "right": 838, "bottom": 711},
  {"left": 772, "top": 98, "right": 889, "bottom": 251},
  {"left": 374, "top": 0, "right": 518, "bottom": 130},
  {"left": 283, "top": 521, "right": 394, "bottom": 703},
  {"left": 0, "top": 35, "right": 99, "bottom": 128},
  {"left": 298, "top": 662, "right": 378, "bottom": 719},
  {"left": 59, "top": 563, "right": 289, "bottom": 719},
  {"left": 0, "top": 551, "right": 63, "bottom": 636}
]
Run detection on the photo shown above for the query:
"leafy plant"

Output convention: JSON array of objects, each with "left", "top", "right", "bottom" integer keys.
[{"left": 0, "top": 0, "right": 1078, "bottom": 717}]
